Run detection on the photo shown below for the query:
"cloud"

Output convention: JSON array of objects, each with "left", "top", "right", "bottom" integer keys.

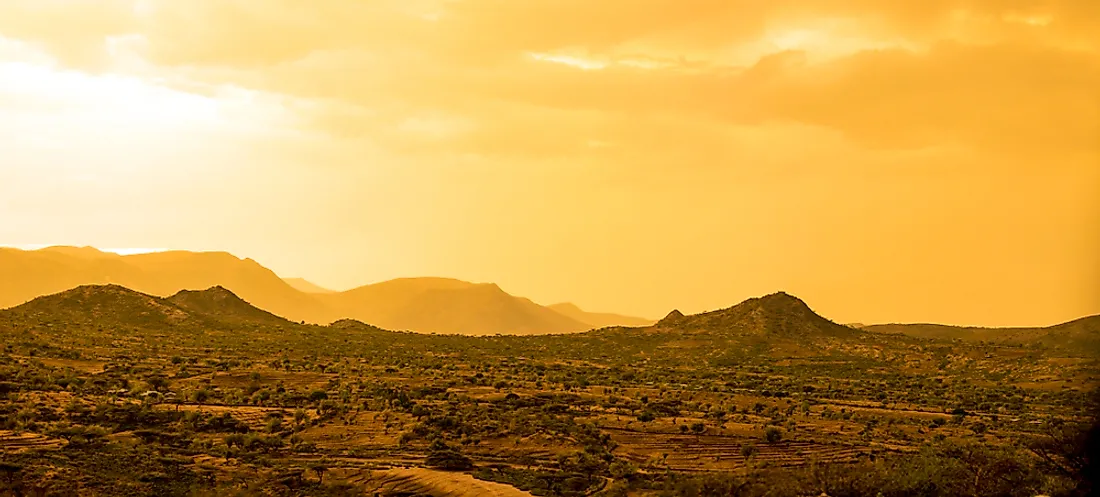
[
  {"left": 264, "top": 43, "right": 1097, "bottom": 162},
  {"left": 1, "top": 0, "right": 1097, "bottom": 162},
  {"left": 119, "top": 0, "right": 1100, "bottom": 66},
  {"left": 0, "top": 0, "right": 138, "bottom": 69},
  {"left": 744, "top": 42, "right": 1100, "bottom": 153},
  {"left": 1, "top": 0, "right": 1097, "bottom": 328}
]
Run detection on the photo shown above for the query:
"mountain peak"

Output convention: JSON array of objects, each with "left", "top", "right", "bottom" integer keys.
[
  {"left": 758, "top": 290, "right": 803, "bottom": 302},
  {"left": 4, "top": 284, "right": 195, "bottom": 328},
  {"left": 658, "top": 309, "right": 686, "bottom": 325},
  {"left": 653, "top": 292, "right": 855, "bottom": 340},
  {"left": 167, "top": 286, "right": 291, "bottom": 325},
  {"left": 752, "top": 291, "right": 812, "bottom": 311},
  {"left": 169, "top": 285, "right": 238, "bottom": 299},
  {"left": 37, "top": 246, "right": 114, "bottom": 259},
  {"left": 329, "top": 318, "right": 386, "bottom": 332},
  {"left": 67, "top": 283, "right": 145, "bottom": 296}
]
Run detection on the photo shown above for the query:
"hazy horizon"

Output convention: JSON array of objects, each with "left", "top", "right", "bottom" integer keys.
[{"left": 3, "top": 243, "right": 1099, "bottom": 329}]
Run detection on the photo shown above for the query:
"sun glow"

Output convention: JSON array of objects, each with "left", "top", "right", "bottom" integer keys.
[
  {"left": 101, "top": 247, "right": 173, "bottom": 255},
  {"left": 4, "top": 245, "right": 170, "bottom": 256},
  {"left": 0, "top": 62, "right": 219, "bottom": 127}
]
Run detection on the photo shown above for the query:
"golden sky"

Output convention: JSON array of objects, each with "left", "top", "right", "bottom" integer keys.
[{"left": 1, "top": 0, "right": 1098, "bottom": 327}]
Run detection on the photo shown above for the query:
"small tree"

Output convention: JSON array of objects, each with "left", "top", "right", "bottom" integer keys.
[
  {"left": 609, "top": 460, "right": 637, "bottom": 480},
  {"left": 147, "top": 376, "right": 170, "bottom": 391},
  {"left": 426, "top": 445, "right": 474, "bottom": 471},
  {"left": 765, "top": 427, "right": 783, "bottom": 443},
  {"left": 309, "top": 460, "right": 330, "bottom": 484},
  {"left": 0, "top": 463, "right": 22, "bottom": 486}
]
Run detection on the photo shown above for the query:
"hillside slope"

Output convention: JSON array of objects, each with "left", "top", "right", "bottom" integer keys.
[
  {"left": 167, "top": 286, "right": 294, "bottom": 327},
  {"left": 458, "top": 292, "right": 898, "bottom": 366},
  {"left": 547, "top": 303, "right": 654, "bottom": 329},
  {"left": 0, "top": 285, "right": 300, "bottom": 333},
  {"left": 120, "top": 251, "right": 330, "bottom": 323},
  {"left": 0, "top": 247, "right": 144, "bottom": 309},
  {"left": 655, "top": 292, "right": 860, "bottom": 338},
  {"left": 0, "top": 247, "right": 328, "bottom": 323},
  {"left": 320, "top": 278, "right": 591, "bottom": 335},
  {"left": 863, "top": 315, "right": 1100, "bottom": 355},
  {"left": 0, "top": 248, "right": 646, "bottom": 335},
  {"left": 0, "top": 284, "right": 199, "bottom": 330},
  {"left": 282, "top": 277, "right": 336, "bottom": 294}
]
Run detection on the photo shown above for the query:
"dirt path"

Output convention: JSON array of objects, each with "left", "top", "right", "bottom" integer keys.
[{"left": 342, "top": 467, "right": 534, "bottom": 497}]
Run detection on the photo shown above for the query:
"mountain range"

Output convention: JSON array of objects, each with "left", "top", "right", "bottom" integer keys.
[
  {"left": 2, "top": 246, "right": 1096, "bottom": 349},
  {"left": 2, "top": 284, "right": 1095, "bottom": 359},
  {"left": 0, "top": 246, "right": 653, "bottom": 335}
]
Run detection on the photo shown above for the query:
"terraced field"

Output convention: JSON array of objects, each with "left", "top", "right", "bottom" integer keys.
[
  {"left": 0, "top": 431, "right": 65, "bottom": 453},
  {"left": 299, "top": 411, "right": 412, "bottom": 451},
  {"left": 608, "top": 429, "right": 872, "bottom": 471},
  {"left": 23, "top": 357, "right": 107, "bottom": 374},
  {"left": 198, "top": 370, "right": 337, "bottom": 390},
  {"left": 156, "top": 404, "right": 318, "bottom": 431}
]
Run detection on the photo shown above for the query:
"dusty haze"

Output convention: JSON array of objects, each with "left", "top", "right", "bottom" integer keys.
[{"left": 1, "top": 0, "right": 1098, "bottom": 327}]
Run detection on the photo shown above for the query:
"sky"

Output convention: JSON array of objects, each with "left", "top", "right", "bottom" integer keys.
[{"left": 1, "top": 0, "right": 1098, "bottom": 327}]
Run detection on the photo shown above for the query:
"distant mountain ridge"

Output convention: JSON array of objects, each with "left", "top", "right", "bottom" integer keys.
[
  {"left": 862, "top": 316, "right": 1100, "bottom": 353},
  {"left": 548, "top": 303, "right": 655, "bottom": 328},
  {"left": 282, "top": 278, "right": 335, "bottom": 294},
  {"left": 0, "top": 246, "right": 650, "bottom": 335},
  {"left": 579, "top": 293, "right": 1094, "bottom": 359},
  {"left": 3, "top": 284, "right": 1095, "bottom": 358},
  {"left": 0, "top": 246, "right": 326, "bottom": 323},
  {"left": 322, "top": 278, "right": 591, "bottom": 335},
  {"left": 5, "top": 246, "right": 1092, "bottom": 344}
]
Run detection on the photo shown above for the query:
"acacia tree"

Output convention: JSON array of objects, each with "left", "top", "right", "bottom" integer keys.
[{"left": 309, "top": 460, "right": 330, "bottom": 484}]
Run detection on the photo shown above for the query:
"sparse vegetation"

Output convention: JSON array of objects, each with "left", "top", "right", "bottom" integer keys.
[{"left": 0, "top": 285, "right": 1095, "bottom": 496}]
